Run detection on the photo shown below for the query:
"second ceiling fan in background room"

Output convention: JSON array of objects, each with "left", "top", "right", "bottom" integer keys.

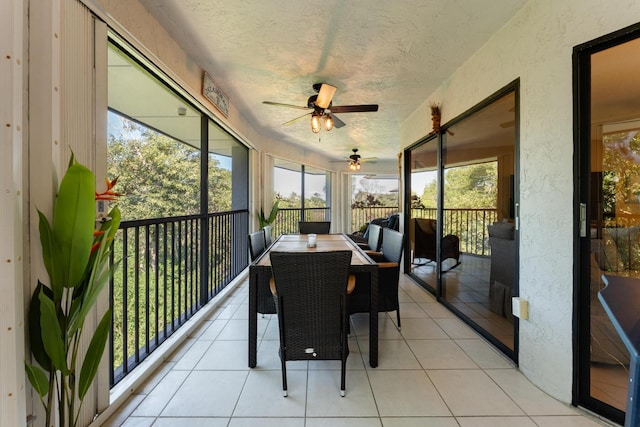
[
  {"left": 263, "top": 83, "right": 379, "bottom": 133},
  {"left": 331, "top": 148, "right": 378, "bottom": 171}
]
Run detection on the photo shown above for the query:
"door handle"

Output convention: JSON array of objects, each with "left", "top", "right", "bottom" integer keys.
[{"left": 580, "top": 203, "right": 587, "bottom": 237}]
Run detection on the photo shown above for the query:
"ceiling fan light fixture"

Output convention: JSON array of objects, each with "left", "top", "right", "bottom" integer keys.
[
  {"left": 311, "top": 113, "right": 321, "bottom": 133},
  {"left": 324, "top": 114, "right": 334, "bottom": 131},
  {"left": 349, "top": 159, "right": 361, "bottom": 171},
  {"left": 315, "top": 83, "right": 337, "bottom": 109}
]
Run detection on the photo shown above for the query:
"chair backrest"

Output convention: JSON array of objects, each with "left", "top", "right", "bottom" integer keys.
[
  {"left": 263, "top": 225, "right": 273, "bottom": 246},
  {"left": 248, "top": 230, "right": 266, "bottom": 261},
  {"left": 270, "top": 251, "right": 352, "bottom": 360},
  {"left": 367, "top": 223, "right": 383, "bottom": 252},
  {"left": 387, "top": 214, "right": 400, "bottom": 231},
  {"left": 380, "top": 228, "right": 405, "bottom": 263},
  {"left": 298, "top": 221, "right": 331, "bottom": 234}
]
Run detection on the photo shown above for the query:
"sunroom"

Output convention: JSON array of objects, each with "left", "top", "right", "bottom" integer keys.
[{"left": 4, "top": 1, "right": 640, "bottom": 426}]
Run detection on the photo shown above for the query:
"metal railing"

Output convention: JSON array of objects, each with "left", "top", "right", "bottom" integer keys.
[
  {"left": 109, "top": 210, "right": 248, "bottom": 386},
  {"left": 411, "top": 208, "right": 498, "bottom": 256},
  {"left": 349, "top": 206, "right": 498, "bottom": 256},
  {"left": 286, "top": 205, "right": 496, "bottom": 257},
  {"left": 272, "top": 207, "right": 330, "bottom": 236}
]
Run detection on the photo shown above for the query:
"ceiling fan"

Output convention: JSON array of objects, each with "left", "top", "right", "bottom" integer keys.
[
  {"left": 331, "top": 148, "right": 378, "bottom": 171},
  {"left": 263, "top": 83, "right": 379, "bottom": 133}
]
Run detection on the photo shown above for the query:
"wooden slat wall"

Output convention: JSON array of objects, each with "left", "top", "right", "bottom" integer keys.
[{"left": 0, "top": 0, "right": 27, "bottom": 426}]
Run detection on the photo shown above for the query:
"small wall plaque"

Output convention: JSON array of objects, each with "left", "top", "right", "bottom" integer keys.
[{"left": 203, "top": 72, "right": 229, "bottom": 117}]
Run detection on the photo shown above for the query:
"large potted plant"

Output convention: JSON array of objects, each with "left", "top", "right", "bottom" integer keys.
[{"left": 25, "top": 154, "right": 121, "bottom": 427}]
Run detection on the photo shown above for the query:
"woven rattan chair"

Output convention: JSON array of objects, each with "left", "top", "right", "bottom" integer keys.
[
  {"left": 248, "top": 230, "right": 266, "bottom": 261},
  {"left": 270, "top": 250, "right": 352, "bottom": 397},
  {"left": 298, "top": 221, "right": 331, "bottom": 234},
  {"left": 248, "top": 230, "right": 276, "bottom": 315},
  {"left": 349, "top": 228, "right": 405, "bottom": 330},
  {"left": 263, "top": 225, "right": 273, "bottom": 247},
  {"left": 357, "top": 223, "right": 383, "bottom": 254}
]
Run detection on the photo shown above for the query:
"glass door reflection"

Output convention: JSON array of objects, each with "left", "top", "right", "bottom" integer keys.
[
  {"left": 586, "top": 36, "right": 640, "bottom": 414},
  {"left": 441, "top": 90, "right": 517, "bottom": 352},
  {"left": 409, "top": 135, "right": 438, "bottom": 292}
]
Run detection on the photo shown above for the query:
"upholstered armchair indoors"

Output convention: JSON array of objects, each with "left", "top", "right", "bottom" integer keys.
[{"left": 411, "top": 218, "right": 460, "bottom": 272}]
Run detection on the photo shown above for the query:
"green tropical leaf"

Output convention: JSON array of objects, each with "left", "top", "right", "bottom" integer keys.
[
  {"left": 28, "top": 282, "right": 53, "bottom": 370},
  {"left": 68, "top": 225, "right": 116, "bottom": 336},
  {"left": 105, "top": 206, "right": 122, "bottom": 239},
  {"left": 37, "top": 211, "right": 63, "bottom": 302},
  {"left": 72, "top": 258, "right": 118, "bottom": 334},
  {"left": 52, "top": 158, "right": 95, "bottom": 288},
  {"left": 78, "top": 309, "right": 111, "bottom": 399},
  {"left": 25, "top": 363, "right": 49, "bottom": 398},
  {"left": 258, "top": 200, "right": 279, "bottom": 228},
  {"left": 267, "top": 200, "right": 279, "bottom": 223},
  {"left": 38, "top": 291, "right": 68, "bottom": 374}
]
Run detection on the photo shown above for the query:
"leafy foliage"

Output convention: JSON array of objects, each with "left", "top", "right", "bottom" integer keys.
[
  {"left": 258, "top": 200, "right": 280, "bottom": 228},
  {"left": 601, "top": 131, "right": 640, "bottom": 223},
  {"left": 25, "top": 154, "right": 121, "bottom": 427},
  {"left": 107, "top": 119, "right": 232, "bottom": 220},
  {"left": 419, "top": 162, "right": 497, "bottom": 209},
  {"left": 106, "top": 115, "right": 238, "bottom": 377},
  {"left": 351, "top": 176, "right": 398, "bottom": 208}
]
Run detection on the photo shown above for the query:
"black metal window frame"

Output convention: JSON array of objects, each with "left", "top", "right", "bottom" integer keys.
[{"left": 107, "top": 35, "right": 250, "bottom": 387}]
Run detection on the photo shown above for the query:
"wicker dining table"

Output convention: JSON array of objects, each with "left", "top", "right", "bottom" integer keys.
[{"left": 248, "top": 233, "right": 379, "bottom": 368}]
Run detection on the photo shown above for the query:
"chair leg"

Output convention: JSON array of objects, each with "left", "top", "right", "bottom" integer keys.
[
  {"left": 279, "top": 338, "right": 288, "bottom": 397},
  {"left": 396, "top": 308, "right": 401, "bottom": 331},
  {"left": 282, "top": 357, "right": 289, "bottom": 397},
  {"left": 340, "top": 357, "right": 346, "bottom": 397}
]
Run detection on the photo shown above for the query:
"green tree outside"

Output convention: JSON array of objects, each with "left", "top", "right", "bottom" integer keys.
[
  {"left": 419, "top": 162, "right": 497, "bottom": 209},
  {"left": 108, "top": 119, "right": 232, "bottom": 221}
]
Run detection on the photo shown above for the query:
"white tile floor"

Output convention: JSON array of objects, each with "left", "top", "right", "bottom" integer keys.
[{"left": 102, "top": 275, "right": 614, "bottom": 427}]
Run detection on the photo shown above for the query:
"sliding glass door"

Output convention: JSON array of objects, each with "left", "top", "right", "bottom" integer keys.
[
  {"left": 408, "top": 135, "right": 439, "bottom": 292},
  {"left": 406, "top": 82, "right": 518, "bottom": 360},
  {"left": 575, "top": 25, "right": 640, "bottom": 424},
  {"left": 441, "top": 89, "right": 517, "bottom": 355}
]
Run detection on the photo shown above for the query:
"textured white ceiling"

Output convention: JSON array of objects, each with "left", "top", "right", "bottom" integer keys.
[{"left": 138, "top": 0, "right": 527, "bottom": 161}]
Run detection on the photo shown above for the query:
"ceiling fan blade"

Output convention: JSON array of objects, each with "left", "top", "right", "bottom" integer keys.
[
  {"left": 263, "top": 101, "right": 310, "bottom": 110},
  {"left": 282, "top": 112, "right": 311, "bottom": 126},
  {"left": 360, "top": 157, "right": 378, "bottom": 162},
  {"left": 330, "top": 104, "right": 379, "bottom": 113},
  {"left": 315, "top": 83, "right": 337, "bottom": 109},
  {"left": 331, "top": 114, "right": 346, "bottom": 128}
]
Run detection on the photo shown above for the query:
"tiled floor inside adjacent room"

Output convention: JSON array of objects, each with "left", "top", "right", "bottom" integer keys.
[{"left": 103, "top": 274, "right": 613, "bottom": 426}]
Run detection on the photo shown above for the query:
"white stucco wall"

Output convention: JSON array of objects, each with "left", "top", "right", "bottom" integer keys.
[{"left": 401, "top": 0, "right": 640, "bottom": 402}]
